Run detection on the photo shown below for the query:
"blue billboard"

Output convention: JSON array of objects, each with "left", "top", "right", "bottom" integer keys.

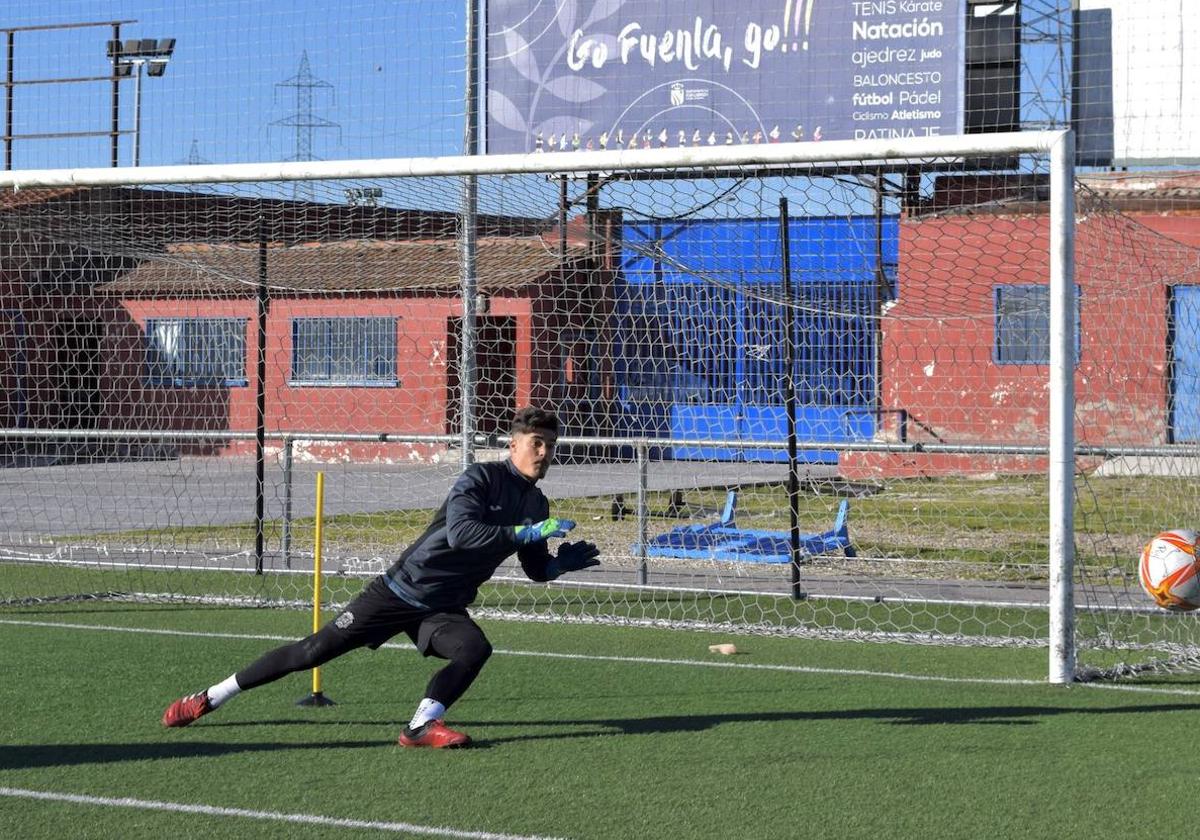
[{"left": 486, "top": 0, "right": 965, "bottom": 154}]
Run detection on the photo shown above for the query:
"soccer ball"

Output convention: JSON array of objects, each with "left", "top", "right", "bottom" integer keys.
[{"left": 1138, "top": 530, "right": 1200, "bottom": 611}]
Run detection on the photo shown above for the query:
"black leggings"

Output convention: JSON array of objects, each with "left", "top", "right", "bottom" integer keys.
[{"left": 234, "top": 618, "right": 493, "bottom": 709}]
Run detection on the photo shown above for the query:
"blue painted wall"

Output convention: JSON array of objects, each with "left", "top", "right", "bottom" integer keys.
[
  {"left": 1171, "top": 286, "right": 1200, "bottom": 443},
  {"left": 615, "top": 216, "right": 898, "bottom": 462}
]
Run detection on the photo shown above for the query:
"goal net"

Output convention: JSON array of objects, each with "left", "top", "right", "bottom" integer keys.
[{"left": 3, "top": 132, "right": 1196, "bottom": 683}]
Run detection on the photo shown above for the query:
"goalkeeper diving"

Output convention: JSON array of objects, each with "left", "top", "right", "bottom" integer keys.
[{"left": 161, "top": 406, "right": 600, "bottom": 748}]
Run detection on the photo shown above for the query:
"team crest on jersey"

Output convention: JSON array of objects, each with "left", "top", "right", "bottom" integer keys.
[{"left": 335, "top": 611, "right": 355, "bottom": 629}]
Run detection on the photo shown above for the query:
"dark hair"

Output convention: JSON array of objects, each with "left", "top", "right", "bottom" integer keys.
[{"left": 511, "top": 406, "right": 560, "bottom": 436}]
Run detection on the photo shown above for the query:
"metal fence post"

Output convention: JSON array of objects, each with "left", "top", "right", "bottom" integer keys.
[
  {"left": 636, "top": 442, "right": 648, "bottom": 585},
  {"left": 281, "top": 437, "right": 294, "bottom": 570}
]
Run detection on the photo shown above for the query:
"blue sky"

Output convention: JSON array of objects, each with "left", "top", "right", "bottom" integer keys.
[{"left": 3, "top": 0, "right": 469, "bottom": 170}]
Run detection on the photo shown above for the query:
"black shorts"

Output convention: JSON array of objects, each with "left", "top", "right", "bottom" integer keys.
[{"left": 328, "top": 576, "right": 481, "bottom": 658}]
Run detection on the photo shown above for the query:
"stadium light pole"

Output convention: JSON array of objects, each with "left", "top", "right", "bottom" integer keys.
[{"left": 107, "top": 37, "right": 175, "bottom": 166}]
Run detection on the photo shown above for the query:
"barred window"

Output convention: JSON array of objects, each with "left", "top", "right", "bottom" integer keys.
[
  {"left": 290, "top": 317, "right": 398, "bottom": 386},
  {"left": 994, "top": 285, "right": 1080, "bottom": 365},
  {"left": 145, "top": 317, "right": 247, "bottom": 386}
]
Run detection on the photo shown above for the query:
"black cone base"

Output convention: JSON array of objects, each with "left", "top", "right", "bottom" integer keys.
[{"left": 296, "top": 691, "right": 336, "bottom": 707}]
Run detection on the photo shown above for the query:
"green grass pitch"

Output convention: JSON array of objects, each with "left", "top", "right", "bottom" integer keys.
[{"left": 1, "top": 601, "right": 1198, "bottom": 840}]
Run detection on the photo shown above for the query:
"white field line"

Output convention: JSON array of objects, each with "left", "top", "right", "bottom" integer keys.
[
  {"left": 0, "top": 787, "right": 567, "bottom": 840},
  {"left": 3, "top": 617, "right": 1200, "bottom": 697}
]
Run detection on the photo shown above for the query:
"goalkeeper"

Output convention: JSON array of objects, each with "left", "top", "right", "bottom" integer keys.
[{"left": 161, "top": 406, "right": 599, "bottom": 748}]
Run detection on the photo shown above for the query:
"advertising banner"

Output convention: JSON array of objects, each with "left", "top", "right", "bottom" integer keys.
[{"left": 487, "top": 0, "right": 965, "bottom": 154}]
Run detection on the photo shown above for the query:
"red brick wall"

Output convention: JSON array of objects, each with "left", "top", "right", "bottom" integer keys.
[
  {"left": 112, "top": 294, "right": 535, "bottom": 460},
  {"left": 842, "top": 211, "right": 1200, "bottom": 478}
]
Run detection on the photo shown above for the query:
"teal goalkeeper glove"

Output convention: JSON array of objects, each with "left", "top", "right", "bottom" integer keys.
[
  {"left": 513, "top": 517, "right": 576, "bottom": 545},
  {"left": 545, "top": 541, "right": 601, "bottom": 580}
]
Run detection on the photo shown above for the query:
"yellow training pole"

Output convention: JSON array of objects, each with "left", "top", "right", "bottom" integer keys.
[{"left": 297, "top": 470, "right": 334, "bottom": 706}]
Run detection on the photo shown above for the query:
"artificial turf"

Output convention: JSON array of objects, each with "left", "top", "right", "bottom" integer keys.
[{"left": 2, "top": 602, "right": 1198, "bottom": 839}]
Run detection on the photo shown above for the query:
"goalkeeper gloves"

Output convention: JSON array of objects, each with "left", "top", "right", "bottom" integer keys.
[
  {"left": 545, "top": 540, "right": 601, "bottom": 580},
  {"left": 513, "top": 517, "right": 576, "bottom": 545}
]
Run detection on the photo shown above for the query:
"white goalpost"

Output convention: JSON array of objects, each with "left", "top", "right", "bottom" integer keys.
[
  {"left": 0, "top": 131, "right": 1069, "bottom": 188},
  {"left": 0, "top": 128, "right": 1146, "bottom": 686},
  {"left": 1046, "top": 130, "right": 1076, "bottom": 683}
]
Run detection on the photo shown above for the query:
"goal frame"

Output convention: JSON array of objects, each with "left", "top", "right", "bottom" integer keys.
[{"left": 0, "top": 129, "right": 1077, "bottom": 682}]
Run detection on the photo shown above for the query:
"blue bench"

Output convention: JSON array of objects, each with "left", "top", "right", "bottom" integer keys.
[{"left": 640, "top": 491, "right": 854, "bottom": 564}]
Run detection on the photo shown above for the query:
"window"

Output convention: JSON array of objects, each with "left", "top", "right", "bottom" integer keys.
[
  {"left": 145, "top": 317, "right": 247, "bottom": 386},
  {"left": 290, "top": 317, "right": 398, "bottom": 386},
  {"left": 994, "top": 285, "right": 1080, "bottom": 365}
]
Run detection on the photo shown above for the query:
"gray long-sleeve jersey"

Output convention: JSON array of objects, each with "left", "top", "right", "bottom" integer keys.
[{"left": 383, "top": 459, "right": 555, "bottom": 610}]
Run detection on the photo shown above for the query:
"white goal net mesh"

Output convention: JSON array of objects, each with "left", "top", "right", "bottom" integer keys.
[{"left": 0, "top": 137, "right": 1198, "bottom": 681}]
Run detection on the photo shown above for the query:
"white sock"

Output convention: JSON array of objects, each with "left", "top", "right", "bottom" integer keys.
[
  {"left": 408, "top": 698, "right": 446, "bottom": 730},
  {"left": 206, "top": 675, "right": 242, "bottom": 709}
]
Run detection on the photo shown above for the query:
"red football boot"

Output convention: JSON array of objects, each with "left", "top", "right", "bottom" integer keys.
[
  {"left": 398, "top": 719, "right": 471, "bottom": 748},
  {"left": 162, "top": 691, "right": 212, "bottom": 728}
]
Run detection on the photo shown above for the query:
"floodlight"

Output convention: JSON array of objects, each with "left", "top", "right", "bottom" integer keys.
[{"left": 105, "top": 33, "right": 176, "bottom": 165}]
